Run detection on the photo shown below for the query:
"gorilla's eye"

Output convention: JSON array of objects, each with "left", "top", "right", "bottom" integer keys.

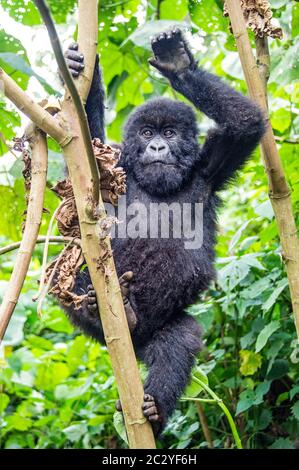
[
  {"left": 141, "top": 128, "right": 154, "bottom": 138},
  {"left": 164, "top": 128, "right": 175, "bottom": 138}
]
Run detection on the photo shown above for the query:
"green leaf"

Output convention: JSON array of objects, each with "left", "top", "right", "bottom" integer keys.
[
  {"left": 254, "top": 200, "right": 274, "bottom": 220},
  {"left": 255, "top": 321, "right": 280, "bottom": 353},
  {"left": 270, "top": 41, "right": 299, "bottom": 86},
  {"left": 0, "top": 393, "right": 10, "bottom": 413},
  {"left": 229, "top": 219, "right": 252, "bottom": 254},
  {"left": 124, "top": 20, "right": 190, "bottom": 49},
  {"left": 290, "top": 385, "right": 299, "bottom": 400},
  {"left": 292, "top": 401, "right": 299, "bottom": 421},
  {"left": 55, "top": 377, "right": 93, "bottom": 400},
  {"left": 236, "top": 390, "right": 255, "bottom": 415},
  {"left": 1, "top": 0, "right": 77, "bottom": 25},
  {"left": 189, "top": 0, "right": 228, "bottom": 33},
  {"left": 35, "top": 362, "right": 69, "bottom": 391},
  {"left": 6, "top": 414, "right": 33, "bottom": 431},
  {"left": 239, "top": 350, "right": 262, "bottom": 376},
  {"left": 4, "top": 435, "right": 27, "bottom": 449},
  {"left": 222, "top": 52, "right": 244, "bottom": 80},
  {"left": 0, "top": 52, "right": 59, "bottom": 95},
  {"left": 293, "top": 2, "right": 299, "bottom": 37},
  {"left": 267, "top": 359, "right": 289, "bottom": 380},
  {"left": 113, "top": 411, "right": 128, "bottom": 445},
  {"left": 160, "top": 0, "right": 188, "bottom": 20},
  {"left": 257, "top": 409, "right": 272, "bottom": 430},
  {"left": 184, "top": 366, "right": 209, "bottom": 398},
  {"left": 269, "top": 438, "right": 294, "bottom": 449},
  {"left": 254, "top": 381, "right": 271, "bottom": 405},
  {"left": 262, "top": 278, "right": 289, "bottom": 312},
  {"left": 63, "top": 422, "right": 88, "bottom": 443},
  {"left": 271, "top": 108, "right": 291, "bottom": 133}
]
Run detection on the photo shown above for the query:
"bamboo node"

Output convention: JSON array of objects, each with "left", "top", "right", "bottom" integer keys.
[
  {"left": 59, "top": 133, "right": 74, "bottom": 148},
  {"left": 268, "top": 191, "right": 291, "bottom": 200},
  {"left": 128, "top": 417, "right": 148, "bottom": 426},
  {"left": 105, "top": 335, "right": 121, "bottom": 343}
]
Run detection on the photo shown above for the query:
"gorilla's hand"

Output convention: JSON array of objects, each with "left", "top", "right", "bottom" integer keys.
[
  {"left": 63, "top": 42, "right": 85, "bottom": 78},
  {"left": 149, "top": 29, "right": 196, "bottom": 78}
]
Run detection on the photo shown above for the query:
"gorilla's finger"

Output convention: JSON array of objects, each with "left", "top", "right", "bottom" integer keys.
[
  {"left": 66, "top": 58, "right": 84, "bottom": 72},
  {"left": 121, "top": 271, "right": 134, "bottom": 282},
  {"left": 142, "top": 401, "right": 156, "bottom": 410},
  {"left": 148, "top": 414, "right": 160, "bottom": 423},
  {"left": 69, "top": 42, "right": 79, "bottom": 51},
  {"left": 87, "top": 284, "right": 93, "bottom": 291},
  {"left": 158, "top": 32, "right": 167, "bottom": 41},
  {"left": 173, "top": 28, "right": 182, "bottom": 37},
  {"left": 143, "top": 406, "right": 158, "bottom": 417},
  {"left": 148, "top": 57, "right": 163, "bottom": 71},
  {"left": 144, "top": 394, "right": 155, "bottom": 402},
  {"left": 88, "top": 289, "right": 96, "bottom": 297},
  {"left": 69, "top": 70, "right": 79, "bottom": 77},
  {"left": 65, "top": 49, "right": 84, "bottom": 62},
  {"left": 115, "top": 399, "right": 122, "bottom": 411},
  {"left": 87, "top": 304, "right": 97, "bottom": 312}
]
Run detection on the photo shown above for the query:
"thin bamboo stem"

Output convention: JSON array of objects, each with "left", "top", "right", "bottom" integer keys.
[
  {"left": 0, "top": 236, "right": 80, "bottom": 256},
  {"left": 0, "top": 69, "right": 69, "bottom": 146},
  {"left": 225, "top": 0, "right": 299, "bottom": 338},
  {"left": 34, "top": 0, "right": 99, "bottom": 202},
  {"left": 0, "top": 128, "right": 48, "bottom": 340},
  {"left": 184, "top": 377, "right": 243, "bottom": 449},
  {"left": 195, "top": 402, "right": 214, "bottom": 449}
]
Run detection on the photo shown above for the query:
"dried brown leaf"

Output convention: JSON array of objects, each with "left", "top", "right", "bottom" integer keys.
[{"left": 224, "top": 0, "right": 283, "bottom": 39}]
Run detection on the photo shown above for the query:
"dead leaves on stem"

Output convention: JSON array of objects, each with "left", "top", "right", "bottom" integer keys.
[
  {"left": 224, "top": 0, "right": 283, "bottom": 39},
  {"left": 44, "top": 139, "right": 126, "bottom": 309}
]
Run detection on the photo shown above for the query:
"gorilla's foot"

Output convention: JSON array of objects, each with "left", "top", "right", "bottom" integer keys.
[
  {"left": 87, "top": 271, "right": 137, "bottom": 332},
  {"left": 115, "top": 394, "right": 163, "bottom": 436}
]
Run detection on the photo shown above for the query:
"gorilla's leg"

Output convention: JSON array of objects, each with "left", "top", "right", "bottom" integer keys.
[{"left": 139, "top": 314, "right": 202, "bottom": 433}]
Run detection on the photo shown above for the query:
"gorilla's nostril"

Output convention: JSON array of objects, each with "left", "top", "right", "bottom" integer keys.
[{"left": 149, "top": 144, "right": 166, "bottom": 153}]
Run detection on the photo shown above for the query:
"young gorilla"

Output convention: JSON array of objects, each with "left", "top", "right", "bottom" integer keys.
[{"left": 61, "top": 30, "right": 265, "bottom": 433}]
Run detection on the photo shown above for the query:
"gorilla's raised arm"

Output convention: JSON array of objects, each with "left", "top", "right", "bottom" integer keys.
[
  {"left": 63, "top": 43, "right": 106, "bottom": 142},
  {"left": 149, "top": 30, "right": 265, "bottom": 191}
]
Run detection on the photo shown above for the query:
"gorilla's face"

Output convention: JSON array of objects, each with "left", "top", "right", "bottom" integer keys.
[{"left": 122, "top": 98, "right": 200, "bottom": 196}]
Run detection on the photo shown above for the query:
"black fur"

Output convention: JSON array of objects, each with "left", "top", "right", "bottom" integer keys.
[{"left": 60, "top": 30, "right": 265, "bottom": 429}]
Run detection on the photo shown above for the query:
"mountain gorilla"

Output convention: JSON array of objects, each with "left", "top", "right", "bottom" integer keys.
[{"left": 60, "top": 29, "right": 265, "bottom": 433}]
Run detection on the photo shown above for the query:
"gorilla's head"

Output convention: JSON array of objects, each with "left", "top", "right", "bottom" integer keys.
[{"left": 122, "top": 98, "right": 200, "bottom": 196}]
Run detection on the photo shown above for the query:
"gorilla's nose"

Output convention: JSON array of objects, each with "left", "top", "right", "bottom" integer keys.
[
  {"left": 149, "top": 142, "right": 167, "bottom": 153},
  {"left": 148, "top": 136, "right": 168, "bottom": 156}
]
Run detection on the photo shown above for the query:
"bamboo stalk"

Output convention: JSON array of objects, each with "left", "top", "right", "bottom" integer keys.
[
  {"left": 0, "top": 69, "right": 69, "bottom": 146},
  {"left": 225, "top": 0, "right": 299, "bottom": 338},
  {"left": 0, "top": 128, "right": 47, "bottom": 340},
  {"left": 0, "top": 236, "right": 80, "bottom": 256},
  {"left": 61, "top": 97, "right": 156, "bottom": 449},
  {"left": 77, "top": 0, "right": 98, "bottom": 101},
  {"left": 35, "top": 0, "right": 155, "bottom": 448},
  {"left": 34, "top": 0, "right": 99, "bottom": 203},
  {"left": 255, "top": 36, "right": 270, "bottom": 106}
]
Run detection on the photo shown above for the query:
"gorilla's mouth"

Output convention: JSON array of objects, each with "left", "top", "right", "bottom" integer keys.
[{"left": 144, "top": 160, "right": 178, "bottom": 167}]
